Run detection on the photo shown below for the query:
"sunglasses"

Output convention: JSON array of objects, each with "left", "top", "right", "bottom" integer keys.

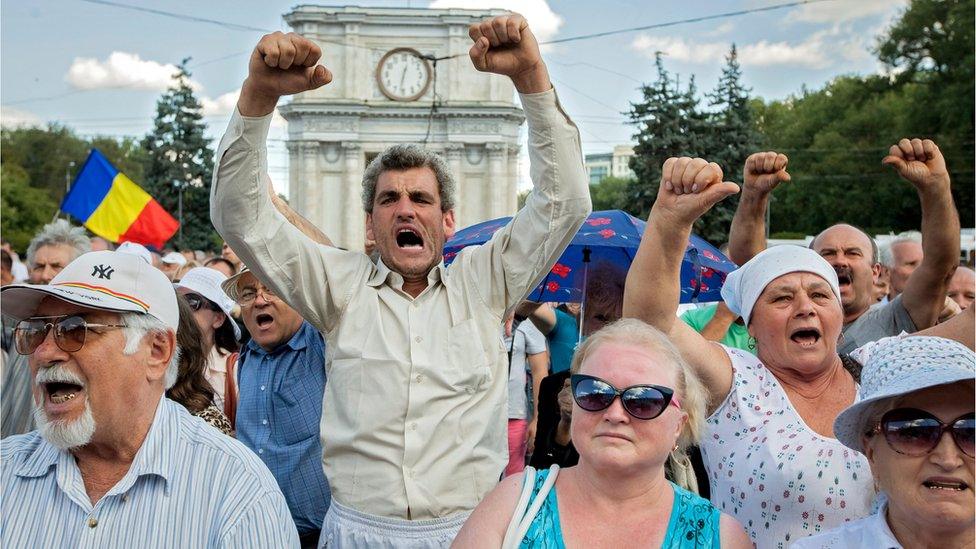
[
  {"left": 869, "top": 408, "right": 975, "bottom": 458},
  {"left": 570, "top": 374, "right": 681, "bottom": 420},
  {"left": 14, "top": 315, "right": 127, "bottom": 355},
  {"left": 183, "top": 293, "right": 220, "bottom": 313}
]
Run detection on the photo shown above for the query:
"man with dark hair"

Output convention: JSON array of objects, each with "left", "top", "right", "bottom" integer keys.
[
  {"left": 211, "top": 14, "right": 590, "bottom": 545},
  {"left": 728, "top": 143, "right": 960, "bottom": 355}
]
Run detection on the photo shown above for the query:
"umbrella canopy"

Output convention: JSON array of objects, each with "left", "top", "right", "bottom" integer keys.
[{"left": 443, "top": 209, "right": 737, "bottom": 303}]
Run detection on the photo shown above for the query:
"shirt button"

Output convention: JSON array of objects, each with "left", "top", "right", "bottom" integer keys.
[
  {"left": 258, "top": 448, "right": 264, "bottom": 454},
  {"left": 415, "top": 374, "right": 423, "bottom": 383},
  {"left": 260, "top": 385, "right": 266, "bottom": 391},
  {"left": 88, "top": 517, "right": 98, "bottom": 528},
  {"left": 122, "top": 494, "right": 129, "bottom": 503},
  {"left": 410, "top": 422, "right": 418, "bottom": 431},
  {"left": 414, "top": 336, "right": 422, "bottom": 343}
]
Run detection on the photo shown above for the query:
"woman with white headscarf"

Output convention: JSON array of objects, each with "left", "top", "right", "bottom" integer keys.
[{"left": 624, "top": 157, "right": 874, "bottom": 548}]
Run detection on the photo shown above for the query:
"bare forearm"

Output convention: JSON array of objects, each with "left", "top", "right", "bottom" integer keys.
[
  {"left": 728, "top": 189, "right": 769, "bottom": 266},
  {"left": 238, "top": 79, "right": 280, "bottom": 117},
  {"left": 271, "top": 192, "right": 334, "bottom": 247},
  {"left": 623, "top": 214, "right": 692, "bottom": 333},
  {"left": 918, "top": 184, "right": 960, "bottom": 273}
]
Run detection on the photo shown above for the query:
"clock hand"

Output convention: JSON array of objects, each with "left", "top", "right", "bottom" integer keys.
[{"left": 400, "top": 64, "right": 408, "bottom": 88}]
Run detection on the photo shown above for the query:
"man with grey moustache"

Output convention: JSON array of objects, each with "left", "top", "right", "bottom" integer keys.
[{"left": 0, "top": 250, "right": 298, "bottom": 547}]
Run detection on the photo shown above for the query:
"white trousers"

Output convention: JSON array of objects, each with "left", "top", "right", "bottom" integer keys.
[{"left": 320, "top": 499, "right": 470, "bottom": 549}]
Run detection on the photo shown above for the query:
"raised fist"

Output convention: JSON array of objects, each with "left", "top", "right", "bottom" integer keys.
[
  {"left": 558, "top": 379, "right": 573, "bottom": 421},
  {"left": 652, "top": 157, "right": 740, "bottom": 226},
  {"left": 743, "top": 151, "right": 790, "bottom": 195},
  {"left": 882, "top": 138, "right": 950, "bottom": 192},
  {"left": 468, "top": 14, "right": 549, "bottom": 94},
  {"left": 240, "top": 32, "right": 333, "bottom": 116}
]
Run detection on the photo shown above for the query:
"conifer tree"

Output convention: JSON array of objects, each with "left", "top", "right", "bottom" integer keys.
[{"left": 142, "top": 58, "right": 216, "bottom": 251}]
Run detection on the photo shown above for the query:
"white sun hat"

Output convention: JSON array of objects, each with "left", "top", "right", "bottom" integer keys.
[
  {"left": 160, "top": 251, "right": 187, "bottom": 266},
  {"left": 175, "top": 267, "right": 241, "bottom": 340},
  {"left": 1, "top": 250, "right": 178, "bottom": 331},
  {"left": 833, "top": 336, "right": 975, "bottom": 453}
]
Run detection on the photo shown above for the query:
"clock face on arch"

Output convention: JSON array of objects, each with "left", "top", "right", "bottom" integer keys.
[{"left": 376, "top": 48, "right": 432, "bottom": 102}]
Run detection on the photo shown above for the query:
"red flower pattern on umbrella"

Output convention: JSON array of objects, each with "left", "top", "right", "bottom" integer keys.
[
  {"left": 599, "top": 228, "right": 616, "bottom": 239},
  {"left": 585, "top": 217, "right": 611, "bottom": 226},
  {"left": 551, "top": 263, "right": 571, "bottom": 278},
  {"left": 546, "top": 281, "right": 560, "bottom": 292}
]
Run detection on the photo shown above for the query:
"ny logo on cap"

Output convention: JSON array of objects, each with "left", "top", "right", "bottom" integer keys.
[{"left": 91, "top": 264, "right": 115, "bottom": 280}]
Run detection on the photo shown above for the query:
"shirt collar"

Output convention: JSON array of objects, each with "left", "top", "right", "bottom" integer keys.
[
  {"left": 15, "top": 395, "right": 178, "bottom": 493},
  {"left": 366, "top": 258, "right": 447, "bottom": 290},
  {"left": 245, "top": 320, "right": 314, "bottom": 356}
]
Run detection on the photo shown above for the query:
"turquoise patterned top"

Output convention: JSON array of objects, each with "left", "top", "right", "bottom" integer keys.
[{"left": 520, "top": 468, "right": 721, "bottom": 548}]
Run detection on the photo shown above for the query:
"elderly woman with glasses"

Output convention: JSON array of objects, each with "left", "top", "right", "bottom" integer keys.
[
  {"left": 453, "top": 319, "right": 751, "bottom": 548},
  {"left": 624, "top": 158, "right": 877, "bottom": 547},
  {"left": 792, "top": 336, "right": 975, "bottom": 548}
]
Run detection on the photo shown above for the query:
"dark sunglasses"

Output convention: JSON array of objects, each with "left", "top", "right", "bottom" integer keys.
[
  {"left": 869, "top": 408, "right": 975, "bottom": 458},
  {"left": 570, "top": 374, "right": 681, "bottom": 420},
  {"left": 14, "top": 315, "right": 127, "bottom": 355},
  {"left": 184, "top": 293, "right": 220, "bottom": 313}
]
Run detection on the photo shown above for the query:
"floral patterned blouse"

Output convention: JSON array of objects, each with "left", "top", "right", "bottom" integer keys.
[{"left": 699, "top": 346, "right": 874, "bottom": 548}]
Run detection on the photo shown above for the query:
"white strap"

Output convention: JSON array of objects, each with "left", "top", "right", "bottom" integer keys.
[{"left": 501, "top": 465, "right": 560, "bottom": 549}]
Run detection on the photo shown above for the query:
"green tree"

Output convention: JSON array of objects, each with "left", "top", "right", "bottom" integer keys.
[
  {"left": 589, "top": 176, "right": 632, "bottom": 211},
  {"left": 142, "top": 58, "right": 216, "bottom": 251},
  {"left": 1, "top": 164, "right": 57, "bottom": 251},
  {"left": 626, "top": 54, "right": 710, "bottom": 220},
  {"left": 699, "top": 44, "right": 762, "bottom": 242}
]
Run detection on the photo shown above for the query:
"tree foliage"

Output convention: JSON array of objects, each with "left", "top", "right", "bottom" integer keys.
[
  {"left": 626, "top": 47, "right": 759, "bottom": 243},
  {"left": 141, "top": 59, "right": 217, "bottom": 251},
  {"left": 757, "top": 0, "right": 974, "bottom": 234},
  {"left": 1, "top": 164, "right": 57, "bottom": 251}
]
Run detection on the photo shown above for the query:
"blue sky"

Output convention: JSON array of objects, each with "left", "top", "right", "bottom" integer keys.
[{"left": 1, "top": 0, "right": 909, "bottom": 194}]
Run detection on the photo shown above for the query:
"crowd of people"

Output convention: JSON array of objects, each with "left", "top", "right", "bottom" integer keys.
[{"left": 1, "top": 13, "right": 973, "bottom": 549}]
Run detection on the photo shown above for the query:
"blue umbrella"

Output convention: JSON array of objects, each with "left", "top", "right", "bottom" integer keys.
[{"left": 443, "top": 209, "right": 737, "bottom": 304}]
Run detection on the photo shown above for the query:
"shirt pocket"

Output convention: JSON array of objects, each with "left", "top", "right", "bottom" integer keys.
[
  {"left": 445, "top": 318, "right": 493, "bottom": 392},
  {"left": 272, "top": 374, "right": 323, "bottom": 446}
]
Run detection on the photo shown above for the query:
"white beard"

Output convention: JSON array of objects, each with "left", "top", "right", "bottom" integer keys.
[{"left": 33, "top": 398, "right": 96, "bottom": 451}]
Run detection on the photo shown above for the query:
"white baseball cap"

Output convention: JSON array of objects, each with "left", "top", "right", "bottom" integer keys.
[
  {"left": 1, "top": 250, "right": 179, "bottom": 331},
  {"left": 116, "top": 241, "right": 154, "bottom": 265},
  {"left": 160, "top": 251, "right": 187, "bottom": 266},
  {"left": 175, "top": 267, "right": 241, "bottom": 340}
]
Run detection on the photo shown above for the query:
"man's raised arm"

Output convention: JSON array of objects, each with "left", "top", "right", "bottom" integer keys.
[
  {"left": 727, "top": 151, "right": 790, "bottom": 266},
  {"left": 211, "top": 32, "right": 365, "bottom": 332},
  {"left": 457, "top": 14, "right": 591, "bottom": 314},
  {"left": 883, "top": 138, "right": 961, "bottom": 330}
]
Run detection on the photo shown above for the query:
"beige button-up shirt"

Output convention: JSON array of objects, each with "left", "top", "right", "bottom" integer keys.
[{"left": 211, "top": 88, "right": 590, "bottom": 520}]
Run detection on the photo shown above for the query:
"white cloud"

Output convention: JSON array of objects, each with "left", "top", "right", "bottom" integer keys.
[
  {"left": 630, "top": 26, "right": 868, "bottom": 70},
  {"left": 791, "top": 0, "right": 909, "bottom": 23},
  {"left": 200, "top": 89, "right": 239, "bottom": 117},
  {"left": 0, "top": 106, "right": 42, "bottom": 128},
  {"left": 65, "top": 52, "right": 200, "bottom": 91},
  {"left": 428, "top": 0, "right": 563, "bottom": 43}
]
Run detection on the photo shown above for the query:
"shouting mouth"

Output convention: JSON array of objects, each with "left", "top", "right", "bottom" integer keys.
[
  {"left": 835, "top": 270, "right": 853, "bottom": 289},
  {"left": 255, "top": 313, "right": 275, "bottom": 329},
  {"left": 396, "top": 228, "right": 424, "bottom": 250},
  {"left": 790, "top": 327, "right": 822, "bottom": 347},
  {"left": 45, "top": 381, "right": 84, "bottom": 405},
  {"left": 923, "top": 479, "right": 969, "bottom": 492}
]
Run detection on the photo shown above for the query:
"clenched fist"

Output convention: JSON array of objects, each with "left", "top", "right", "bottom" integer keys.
[
  {"left": 743, "top": 151, "right": 790, "bottom": 195},
  {"left": 653, "top": 157, "right": 740, "bottom": 226},
  {"left": 468, "top": 14, "right": 549, "bottom": 94},
  {"left": 882, "top": 138, "right": 951, "bottom": 193},
  {"left": 239, "top": 31, "right": 333, "bottom": 116}
]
